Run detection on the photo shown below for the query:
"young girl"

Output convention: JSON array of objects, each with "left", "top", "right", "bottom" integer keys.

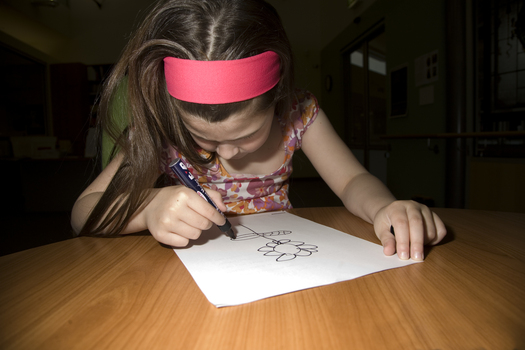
[{"left": 72, "top": 0, "right": 446, "bottom": 261}]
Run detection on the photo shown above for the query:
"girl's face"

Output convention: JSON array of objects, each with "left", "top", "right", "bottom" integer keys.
[{"left": 181, "top": 105, "right": 276, "bottom": 161}]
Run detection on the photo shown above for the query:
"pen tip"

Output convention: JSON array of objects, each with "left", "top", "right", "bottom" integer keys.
[{"left": 227, "top": 229, "right": 236, "bottom": 239}]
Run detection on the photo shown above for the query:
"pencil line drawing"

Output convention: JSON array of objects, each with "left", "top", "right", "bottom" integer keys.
[{"left": 233, "top": 224, "right": 318, "bottom": 262}]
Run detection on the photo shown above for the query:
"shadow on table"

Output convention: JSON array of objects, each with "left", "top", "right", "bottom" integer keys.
[{"left": 424, "top": 223, "right": 455, "bottom": 258}]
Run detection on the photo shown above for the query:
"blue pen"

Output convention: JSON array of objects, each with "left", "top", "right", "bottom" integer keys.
[{"left": 169, "top": 158, "right": 235, "bottom": 239}]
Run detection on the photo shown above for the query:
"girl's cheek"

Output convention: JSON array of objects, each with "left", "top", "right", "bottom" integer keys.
[
  {"left": 243, "top": 134, "right": 269, "bottom": 152},
  {"left": 243, "top": 140, "right": 262, "bottom": 152}
]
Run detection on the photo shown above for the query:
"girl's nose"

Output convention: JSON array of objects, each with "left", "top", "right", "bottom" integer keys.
[{"left": 216, "top": 144, "right": 240, "bottom": 159}]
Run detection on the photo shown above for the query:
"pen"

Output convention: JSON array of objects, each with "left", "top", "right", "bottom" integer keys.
[{"left": 169, "top": 158, "right": 236, "bottom": 239}]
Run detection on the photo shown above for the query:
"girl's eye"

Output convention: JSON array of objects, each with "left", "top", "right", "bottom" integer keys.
[
  {"left": 194, "top": 133, "right": 254, "bottom": 143},
  {"left": 194, "top": 135, "right": 215, "bottom": 144}
]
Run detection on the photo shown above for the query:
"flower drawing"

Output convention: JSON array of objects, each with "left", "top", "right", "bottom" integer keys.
[
  {"left": 258, "top": 239, "right": 318, "bottom": 262},
  {"left": 234, "top": 224, "right": 318, "bottom": 262}
]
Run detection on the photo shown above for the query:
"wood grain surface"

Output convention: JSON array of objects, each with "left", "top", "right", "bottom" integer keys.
[{"left": 1, "top": 207, "right": 524, "bottom": 349}]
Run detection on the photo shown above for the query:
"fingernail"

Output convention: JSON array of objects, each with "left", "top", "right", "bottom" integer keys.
[
  {"left": 413, "top": 251, "right": 424, "bottom": 261},
  {"left": 399, "top": 251, "right": 409, "bottom": 260}
]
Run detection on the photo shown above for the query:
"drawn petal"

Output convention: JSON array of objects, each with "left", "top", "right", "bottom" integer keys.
[
  {"left": 299, "top": 244, "right": 318, "bottom": 251},
  {"left": 258, "top": 246, "right": 275, "bottom": 252},
  {"left": 295, "top": 249, "right": 313, "bottom": 257},
  {"left": 263, "top": 251, "right": 284, "bottom": 257},
  {"left": 286, "top": 241, "right": 306, "bottom": 246},
  {"left": 276, "top": 254, "right": 296, "bottom": 262}
]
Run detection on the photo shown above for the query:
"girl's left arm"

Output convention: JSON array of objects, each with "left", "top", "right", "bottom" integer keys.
[{"left": 301, "top": 109, "right": 447, "bottom": 260}]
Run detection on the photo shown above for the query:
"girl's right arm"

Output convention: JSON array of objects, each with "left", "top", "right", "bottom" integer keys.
[{"left": 71, "top": 153, "right": 228, "bottom": 247}]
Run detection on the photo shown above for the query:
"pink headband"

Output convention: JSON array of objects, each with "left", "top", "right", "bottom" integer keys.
[{"left": 163, "top": 51, "right": 280, "bottom": 104}]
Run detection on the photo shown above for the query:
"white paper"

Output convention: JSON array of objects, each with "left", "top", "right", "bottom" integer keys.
[{"left": 174, "top": 211, "right": 419, "bottom": 307}]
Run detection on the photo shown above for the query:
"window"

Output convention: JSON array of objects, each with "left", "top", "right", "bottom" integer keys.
[{"left": 475, "top": 0, "right": 525, "bottom": 157}]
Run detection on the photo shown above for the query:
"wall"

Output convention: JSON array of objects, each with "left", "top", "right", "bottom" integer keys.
[
  {"left": 0, "top": 2, "right": 66, "bottom": 61},
  {"left": 321, "top": 0, "right": 448, "bottom": 207},
  {"left": 0, "top": 0, "right": 378, "bottom": 91},
  {"left": 386, "top": 0, "right": 447, "bottom": 207},
  {"left": 1, "top": 0, "right": 361, "bottom": 180},
  {"left": 0, "top": 0, "right": 151, "bottom": 64},
  {"left": 1, "top": 0, "right": 450, "bottom": 204},
  {"left": 468, "top": 158, "right": 525, "bottom": 213},
  {"left": 269, "top": 0, "right": 379, "bottom": 106}
]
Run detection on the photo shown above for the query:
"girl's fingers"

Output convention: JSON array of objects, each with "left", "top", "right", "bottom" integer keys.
[
  {"left": 381, "top": 234, "right": 397, "bottom": 256},
  {"left": 390, "top": 214, "right": 410, "bottom": 260},
  {"left": 407, "top": 206, "right": 427, "bottom": 261},
  {"left": 186, "top": 190, "right": 227, "bottom": 228},
  {"left": 179, "top": 206, "right": 214, "bottom": 234},
  {"left": 147, "top": 187, "right": 225, "bottom": 246},
  {"left": 206, "top": 188, "right": 227, "bottom": 212},
  {"left": 157, "top": 228, "right": 191, "bottom": 247},
  {"left": 375, "top": 201, "right": 448, "bottom": 261},
  {"left": 429, "top": 212, "right": 447, "bottom": 245},
  {"left": 375, "top": 205, "right": 408, "bottom": 259}
]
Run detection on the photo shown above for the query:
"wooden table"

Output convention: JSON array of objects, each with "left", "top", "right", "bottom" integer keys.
[{"left": 1, "top": 207, "right": 524, "bottom": 349}]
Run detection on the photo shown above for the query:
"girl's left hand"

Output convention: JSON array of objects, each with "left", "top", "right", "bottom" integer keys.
[{"left": 373, "top": 200, "right": 447, "bottom": 261}]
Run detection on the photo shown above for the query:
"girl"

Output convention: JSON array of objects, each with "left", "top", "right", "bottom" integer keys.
[{"left": 72, "top": 0, "right": 446, "bottom": 261}]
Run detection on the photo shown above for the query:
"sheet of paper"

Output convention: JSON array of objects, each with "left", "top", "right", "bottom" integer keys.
[{"left": 174, "top": 211, "right": 419, "bottom": 307}]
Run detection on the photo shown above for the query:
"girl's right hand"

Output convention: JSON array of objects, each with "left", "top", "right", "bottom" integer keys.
[{"left": 141, "top": 186, "right": 228, "bottom": 247}]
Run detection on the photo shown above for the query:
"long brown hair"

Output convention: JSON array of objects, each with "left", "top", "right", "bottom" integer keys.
[{"left": 79, "top": 0, "right": 295, "bottom": 236}]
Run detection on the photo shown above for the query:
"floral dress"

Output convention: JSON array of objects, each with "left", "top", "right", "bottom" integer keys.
[{"left": 160, "top": 90, "right": 319, "bottom": 215}]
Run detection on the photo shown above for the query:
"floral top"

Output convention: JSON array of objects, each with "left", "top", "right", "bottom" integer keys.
[{"left": 160, "top": 90, "right": 319, "bottom": 215}]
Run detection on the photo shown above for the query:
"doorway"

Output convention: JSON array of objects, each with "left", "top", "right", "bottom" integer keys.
[{"left": 343, "top": 25, "right": 388, "bottom": 183}]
